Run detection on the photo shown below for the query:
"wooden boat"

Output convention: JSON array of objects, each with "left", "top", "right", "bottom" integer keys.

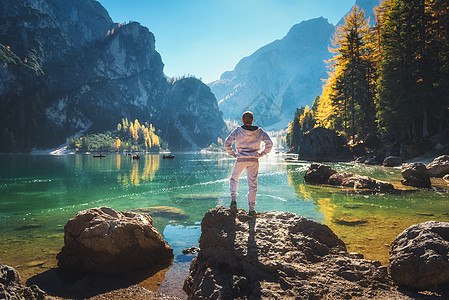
[
  {"left": 284, "top": 157, "right": 297, "bottom": 161},
  {"left": 93, "top": 154, "right": 106, "bottom": 158},
  {"left": 132, "top": 155, "right": 140, "bottom": 160},
  {"left": 163, "top": 154, "right": 175, "bottom": 159}
]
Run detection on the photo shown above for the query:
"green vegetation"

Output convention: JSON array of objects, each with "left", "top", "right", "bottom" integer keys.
[
  {"left": 203, "top": 137, "right": 225, "bottom": 152},
  {"left": 0, "top": 44, "right": 23, "bottom": 65},
  {"left": 286, "top": 103, "right": 316, "bottom": 152},
  {"left": 68, "top": 118, "right": 164, "bottom": 152},
  {"left": 287, "top": 1, "right": 449, "bottom": 150},
  {"left": 0, "top": 43, "right": 51, "bottom": 152}
]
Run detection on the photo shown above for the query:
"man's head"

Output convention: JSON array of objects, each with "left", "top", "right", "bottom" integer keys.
[{"left": 242, "top": 111, "right": 254, "bottom": 125}]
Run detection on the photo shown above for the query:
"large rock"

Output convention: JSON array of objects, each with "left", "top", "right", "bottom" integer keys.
[
  {"left": 329, "top": 173, "right": 395, "bottom": 192},
  {"left": 0, "top": 263, "right": 46, "bottom": 300},
  {"left": 389, "top": 221, "right": 449, "bottom": 290},
  {"left": 383, "top": 156, "right": 402, "bottom": 167},
  {"left": 401, "top": 163, "right": 431, "bottom": 189},
  {"left": 426, "top": 155, "right": 449, "bottom": 177},
  {"left": 304, "top": 163, "right": 337, "bottom": 184},
  {"left": 305, "top": 164, "right": 395, "bottom": 192},
  {"left": 444, "top": 174, "right": 449, "bottom": 184},
  {"left": 298, "top": 127, "right": 351, "bottom": 161},
  {"left": 56, "top": 207, "right": 173, "bottom": 274},
  {"left": 184, "top": 207, "right": 400, "bottom": 299}
]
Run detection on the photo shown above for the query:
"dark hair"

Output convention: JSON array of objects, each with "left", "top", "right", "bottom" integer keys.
[{"left": 242, "top": 111, "right": 254, "bottom": 124}]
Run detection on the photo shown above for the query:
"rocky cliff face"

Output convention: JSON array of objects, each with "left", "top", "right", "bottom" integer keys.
[
  {"left": 209, "top": 0, "right": 380, "bottom": 130},
  {"left": 0, "top": 0, "right": 225, "bottom": 150},
  {"left": 165, "top": 78, "right": 225, "bottom": 149},
  {"left": 45, "top": 21, "right": 169, "bottom": 134}
]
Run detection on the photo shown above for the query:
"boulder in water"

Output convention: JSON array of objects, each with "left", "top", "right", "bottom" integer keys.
[
  {"left": 401, "top": 163, "right": 431, "bottom": 189},
  {"left": 56, "top": 207, "right": 173, "bottom": 274},
  {"left": 329, "top": 173, "right": 394, "bottom": 192},
  {"left": 426, "top": 155, "right": 449, "bottom": 178},
  {"left": 306, "top": 164, "right": 395, "bottom": 192},
  {"left": 304, "top": 163, "right": 337, "bottom": 184},
  {"left": 389, "top": 221, "right": 449, "bottom": 289}
]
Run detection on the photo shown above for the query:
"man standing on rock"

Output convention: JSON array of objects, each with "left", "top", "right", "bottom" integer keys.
[{"left": 224, "top": 111, "right": 273, "bottom": 217}]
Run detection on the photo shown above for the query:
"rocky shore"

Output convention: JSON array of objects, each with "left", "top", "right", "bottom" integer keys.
[
  {"left": 302, "top": 155, "right": 449, "bottom": 192},
  {"left": 183, "top": 207, "right": 449, "bottom": 299},
  {"left": 4, "top": 206, "right": 449, "bottom": 299}
]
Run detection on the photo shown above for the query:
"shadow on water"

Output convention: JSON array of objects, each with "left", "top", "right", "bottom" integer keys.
[{"left": 26, "top": 260, "right": 173, "bottom": 299}]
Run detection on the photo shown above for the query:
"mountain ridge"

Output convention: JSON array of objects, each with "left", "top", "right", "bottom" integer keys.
[
  {"left": 210, "top": 17, "right": 334, "bottom": 130},
  {"left": 0, "top": 0, "right": 225, "bottom": 151},
  {"left": 210, "top": 0, "right": 380, "bottom": 130}
]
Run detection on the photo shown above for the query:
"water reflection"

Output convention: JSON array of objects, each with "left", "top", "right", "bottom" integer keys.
[
  {"left": 118, "top": 155, "right": 160, "bottom": 187},
  {"left": 285, "top": 163, "right": 449, "bottom": 264}
]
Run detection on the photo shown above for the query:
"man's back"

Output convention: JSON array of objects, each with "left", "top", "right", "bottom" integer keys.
[{"left": 224, "top": 125, "right": 273, "bottom": 159}]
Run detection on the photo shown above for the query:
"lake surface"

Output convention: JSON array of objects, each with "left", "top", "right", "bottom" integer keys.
[{"left": 1, "top": 153, "right": 449, "bottom": 297}]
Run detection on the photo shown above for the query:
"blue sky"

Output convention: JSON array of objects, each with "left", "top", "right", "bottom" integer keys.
[{"left": 97, "top": 0, "right": 356, "bottom": 83}]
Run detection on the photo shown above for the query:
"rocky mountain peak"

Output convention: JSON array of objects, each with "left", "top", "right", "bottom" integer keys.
[
  {"left": 210, "top": 1, "right": 380, "bottom": 130},
  {"left": 285, "top": 17, "right": 333, "bottom": 45},
  {"left": 209, "top": 17, "right": 334, "bottom": 130},
  {"left": 27, "top": 0, "right": 113, "bottom": 47},
  {"left": 0, "top": 0, "right": 226, "bottom": 151},
  {"left": 93, "top": 22, "right": 162, "bottom": 80}
]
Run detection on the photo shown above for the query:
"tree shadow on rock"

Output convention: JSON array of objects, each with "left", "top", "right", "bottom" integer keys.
[{"left": 26, "top": 260, "right": 173, "bottom": 299}]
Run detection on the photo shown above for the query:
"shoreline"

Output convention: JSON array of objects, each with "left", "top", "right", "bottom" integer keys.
[{"left": 2, "top": 153, "right": 449, "bottom": 299}]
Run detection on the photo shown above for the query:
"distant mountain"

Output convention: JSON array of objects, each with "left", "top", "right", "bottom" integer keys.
[
  {"left": 338, "top": 0, "right": 378, "bottom": 26},
  {"left": 209, "top": 0, "right": 379, "bottom": 130},
  {"left": 0, "top": 0, "right": 225, "bottom": 151},
  {"left": 209, "top": 17, "right": 333, "bottom": 130}
]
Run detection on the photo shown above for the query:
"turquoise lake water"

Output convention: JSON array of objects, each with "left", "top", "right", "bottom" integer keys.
[{"left": 1, "top": 153, "right": 449, "bottom": 297}]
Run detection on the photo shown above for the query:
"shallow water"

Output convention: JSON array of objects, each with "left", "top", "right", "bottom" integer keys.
[{"left": 1, "top": 153, "right": 449, "bottom": 297}]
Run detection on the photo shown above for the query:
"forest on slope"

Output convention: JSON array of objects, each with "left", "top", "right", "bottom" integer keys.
[{"left": 287, "top": 0, "right": 449, "bottom": 155}]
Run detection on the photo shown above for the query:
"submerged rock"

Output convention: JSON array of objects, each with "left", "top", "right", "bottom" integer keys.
[
  {"left": 401, "top": 163, "right": 431, "bottom": 188},
  {"left": 305, "top": 164, "right": 395, "bottom": 192},
  {"left": 0, "top": 263, "right": 47, "bottom": 300},
  {"left": 383, "top": 156, "right": 402, "bottom": 167},
  {"left": 389, "top": 221, "right": 449, "bottom": 290},
  {"left": 427, "top": 155, "right": 449, "bottom": 178},
  {"left": 56, "top": 207, "right": 173, "bottom": 275},
  {"left": 132, "top": 206, "right": 188, "bottom": 220},
  {"left": 184, "top": 206, "right": 400, "bottom": 299}
]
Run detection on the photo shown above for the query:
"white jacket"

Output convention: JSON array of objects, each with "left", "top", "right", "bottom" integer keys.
[{"left": 224, "top": 125, "right": 273, "bottom": 159}]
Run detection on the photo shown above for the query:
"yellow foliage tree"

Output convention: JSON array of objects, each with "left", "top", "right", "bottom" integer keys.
[{"left": 115, "top": 138, "right": 121, "bottom": 150}]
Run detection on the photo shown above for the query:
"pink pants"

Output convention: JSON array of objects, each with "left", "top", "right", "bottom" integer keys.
[{"left": 230, "top": 159, "right": 259, "bottom": 210}]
